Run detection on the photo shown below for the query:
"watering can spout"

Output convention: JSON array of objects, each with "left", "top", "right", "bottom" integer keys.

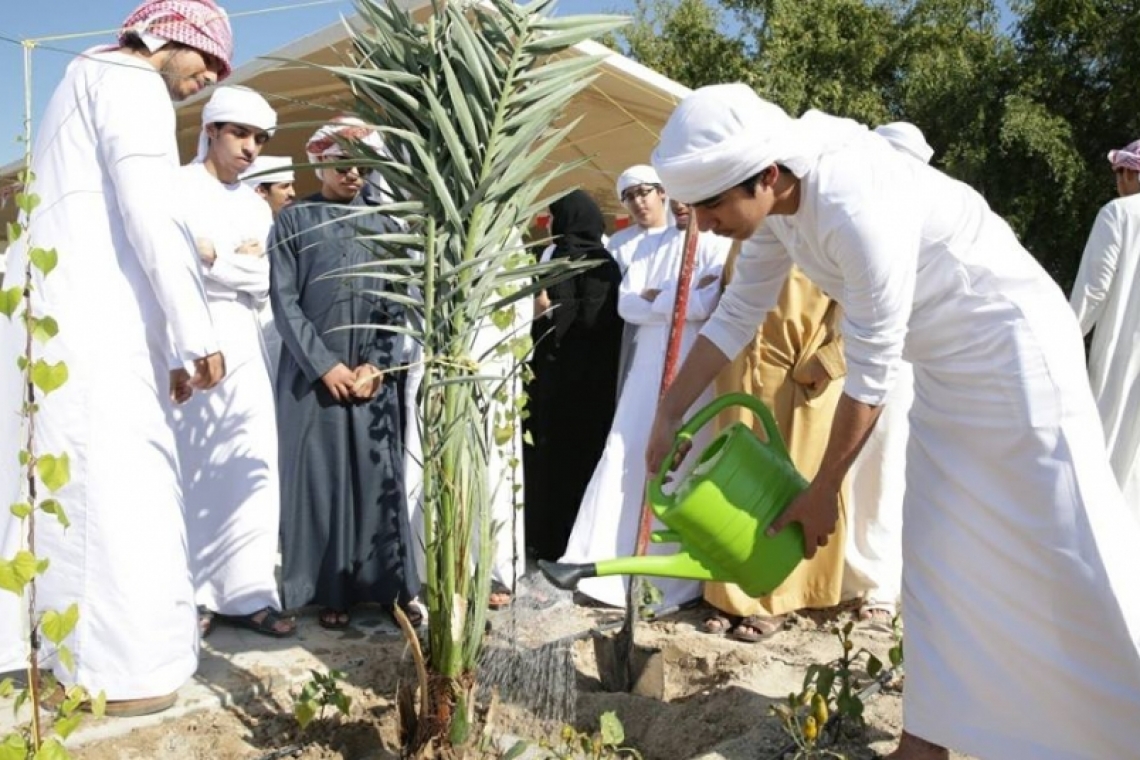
[
  {"left": 538, "top": 559, "right": 598, "bottom": 591},
  {"left": 538, "top": 552, "right": 718, "bottom": 591}
]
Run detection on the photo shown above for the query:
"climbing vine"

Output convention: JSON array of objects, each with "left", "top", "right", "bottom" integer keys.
[{"left": 0, "top": 41, "right": 101, "bottom": 760}]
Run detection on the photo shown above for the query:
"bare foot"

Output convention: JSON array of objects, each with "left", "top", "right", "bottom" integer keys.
[{"left": 884, "top": 731, "right": 949, "bottom": 760}]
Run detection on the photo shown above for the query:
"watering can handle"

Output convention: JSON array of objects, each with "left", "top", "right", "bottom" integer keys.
[{"left": 648, "top": 393, "right": 790, "bottom": 515}]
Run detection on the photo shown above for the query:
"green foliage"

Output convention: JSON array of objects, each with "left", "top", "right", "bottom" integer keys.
[
  {"left": 1, "top": 106, "right": 93, "bottom": 758},
  {"left": 774, "top": 616, "right": 903, "bottom": 757},
  {"left": 294, "top": 669, "right": 352, "bottom": 730},
  {"left": 325, "top": 0, "right": 624, "bottom": 748},
  {"left": 533, "top": 712, "right": 644, "bottom": 759},
  {"left": 613, "top": 0, "right": 1140, "bottom": 292}
]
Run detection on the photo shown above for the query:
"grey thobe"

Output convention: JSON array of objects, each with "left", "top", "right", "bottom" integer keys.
[{"left": 270, "top": 193, "right": 419, "bottom": 611}]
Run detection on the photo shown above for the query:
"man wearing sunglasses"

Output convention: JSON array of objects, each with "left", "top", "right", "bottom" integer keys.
[
  {"left": 269, "top": 118, "right": 421, "bottom": 632},
  {"left": 1071, "top": 138, "right": 1140, "bottom": 517}
]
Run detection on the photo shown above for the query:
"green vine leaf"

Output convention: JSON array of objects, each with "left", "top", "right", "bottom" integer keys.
[
  {"left": 9, "top": 502, "right": 31, "bottom": 519},
  {"left": 0, "top": 732, "right": 29, "bottom": 760},
  {"left": 5, "top": 222, "right": 19, "bottom": 243},
  {"left": 91, "top": 691, "right": 107, "bottom": 719},
  {"left": 0, "top": 549, "right": 42, "bottom": 594},
  {"left": 29, "top": 247, "right": 58, "bottom": 276},
  {"left": 33, "top": 736, "right": 70, "bottom": 760},
  {"left": 40, "top": 499, "right": 70, "bottom": 529},
  {"left": 0, "top": 677, "right": 12, "bottom": 698},
  {"left": 30, "top": 316, "right": 59, "bottom": 344},
  {"left": 36, "top": 453, "right": 71, "bottom": 492},
  {"left": 18, "top": 450, "right": 29, "bottom": 466},
  {"left": 0, "top": 287, "right": 21, "bottom": 319},
  {"left": 41, "top": 603, "right": 80, "bottom": 646},
  {"left": 31, "top": 359, "right": 69, "bottom": 395},
  {"left": 57, "top": 645, "right": 76, "bottom": 675},
  {"left": 14, "top": 192, "right": 40, "bottom": 216},
  {"left": 15, "top": 355, "right": 28, "bottom": 371},
  {"left": 53, "top": 713, "right": 82, "bottom": 741}
]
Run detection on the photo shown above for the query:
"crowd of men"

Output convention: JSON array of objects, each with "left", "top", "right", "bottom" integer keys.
[{"left": 1, "top": 1, "right": 1140, "bottom": 758}]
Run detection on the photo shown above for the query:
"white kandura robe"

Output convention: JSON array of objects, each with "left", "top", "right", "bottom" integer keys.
[
  {"left": 404, "top": 283, "right": 531, "bottom": 589},
  {"left": 1069, "top": 193, "right": 1140, "bottom": 519},
  {"left": 562, "top": 226, "right": 729, "bottom": 608},
  {"left": 170, "top": 163, "right": 281, "bottom": 616},
  {"left": 707, "top": 130, "right": 1140, "bottom": 758},
  {"left": 606, "top": 225, "right": 668, "bottom": 402},
  {"left": 0, "top": 51, "right": 217, "bottom": 698},
  {"left": 842, "top": 360, "right": 911, "bottom": 611}
]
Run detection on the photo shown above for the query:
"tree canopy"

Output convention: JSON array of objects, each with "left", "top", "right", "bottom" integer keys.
[{"left": 609, "top": 0, "right": 1140, "bottom": 290}]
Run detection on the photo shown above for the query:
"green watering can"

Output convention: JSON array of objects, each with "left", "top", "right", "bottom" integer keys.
[{"left": 539, "top": 393, "right": 809, "bottom": 598}]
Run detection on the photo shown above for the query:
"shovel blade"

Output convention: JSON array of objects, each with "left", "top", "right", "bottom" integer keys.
[{"left": 590, "top": 630, "right": 664, "bottom": 698}]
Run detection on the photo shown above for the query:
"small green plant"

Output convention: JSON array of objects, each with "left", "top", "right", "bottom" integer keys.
[
  {"left": 769, "top": 688, "right": 844, "bottom": 760},
  {"left": 529, "top": 712, "right": 643, "bottom": 759},
  {"left": 799, "top": 619, "right": 889, "bottom": 734},
  {"left": 293, "top": 669, "right": 352, "bottom": 729}
]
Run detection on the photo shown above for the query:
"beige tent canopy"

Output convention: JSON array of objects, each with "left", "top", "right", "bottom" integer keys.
[{"left": 0, "top": 2, "right": 689, "bottom": 249}]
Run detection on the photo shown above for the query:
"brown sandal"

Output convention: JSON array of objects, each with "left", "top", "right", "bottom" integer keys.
[
  {"left": 701, "top": 613, "right": 737, "bottom": 635},
  {"left": 729, "top": 614, "right": 786, "bottom": 643}
]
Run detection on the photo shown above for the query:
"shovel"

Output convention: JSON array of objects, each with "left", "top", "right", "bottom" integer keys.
[{"left": 596, "top": 211, "right": 701, "bottom": 694}]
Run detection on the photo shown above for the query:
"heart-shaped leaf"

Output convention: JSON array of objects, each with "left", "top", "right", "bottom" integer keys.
[
  {"left": 31, "top": 359, "right": 68, "bottom": 395},
  {"left": 41, "top": 602, "right": 79, "bottom": 645},
  {"left": 0, "top": 286, "right": 21, "bottom": 318},
  {"left": 41, "top": 498, "right": 70, "bottom": 529},
  {"left": 9, "top": 502, "right": 30, "bottom": 519},
  {"left": 30, "top": 316, "right": 59, "bottom": 343},
  {"left": 29, "top": 247, "right": 58, "bottom": 276},
  {"left": 14, "top": 192, "right": 39, "bottom": 216},
  {"left": 37, "top": 453, "right": 71, "bottom": 493},
  {"left": 5, "top": 222, "right": 20, "bottom": 243},
  {"left": 0, "top": 732, "right": 28, "bottom": 760},
  {"left": 34, "top": 736, "right": 70, "bottom": 760}
]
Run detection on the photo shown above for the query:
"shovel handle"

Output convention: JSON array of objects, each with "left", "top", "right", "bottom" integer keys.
[{"left": 648, "top": 392, "right": 790, "bottom": 516}]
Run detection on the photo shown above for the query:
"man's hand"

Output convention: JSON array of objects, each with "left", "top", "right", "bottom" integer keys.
[
  {"left": 351, "top": 364, "right": 384, "bottom": 400},
  {"left": 764, "top": 481, "right": 841, "bottom": 559},
  {"left": 534, "top": 291, "right": 552, "bottom": 317},
  {"left": 195, "top": 237, "right": 217, "bottom": 267},
  {"left": 641, "top": 288, "right": 661, "bottom": 302},
  {"left": 792, "top": 355, "right": 831, "bottom": 392},
  {"left": 189, "top": 352, "right": 226, "bottom": 390},
  {"left": 645, "top": 408, "right": 690, "bottom": 477},
  {"left": 235, "top": 239, "right": 265, "bottom": 257},
  {"left": 169, "top": 368, "right": 193, "bottom": 404},
  {"left": 321, "top": 363, "right": 358, "bottom": 402}
]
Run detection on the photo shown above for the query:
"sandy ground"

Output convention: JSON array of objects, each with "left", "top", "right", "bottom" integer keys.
[{"left": 2, "top": 591, "right": 974, "bottom": 760}]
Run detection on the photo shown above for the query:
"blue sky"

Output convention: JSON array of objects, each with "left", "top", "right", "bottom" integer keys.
[
  {"left": 0, "top": 0, "right": 1014, "bottom": 166},
  {"left": 0, "top": 0, "right": 633, "bottom": 165}
]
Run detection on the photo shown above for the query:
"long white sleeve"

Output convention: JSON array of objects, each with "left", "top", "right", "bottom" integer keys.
[
  {"left": 93, "top": 64, "right": 217, "bottom": 364},
  {"left": 206, "top": 253, "right": 271, "bottom": 303},
  {"left": 701, "top": 226, "right": 791, "bottom": 359},
  {"left": 826, "top": 202, "right": 918, "bottom": 406},
  {"left": 1071, "top": 203, "right": 1123, "bottom": 335}
]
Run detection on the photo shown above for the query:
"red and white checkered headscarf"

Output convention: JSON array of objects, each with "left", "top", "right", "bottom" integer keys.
[
  {"left": 1109, "top": 139, "right": 1140, "bottom": 173},
  {"left": 119, "top": 0, "right": 234, "bottom": 81}
]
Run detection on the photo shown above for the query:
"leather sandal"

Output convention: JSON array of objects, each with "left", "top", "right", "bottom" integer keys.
[{"left": 220, "top": 607, "right": 296, "bottom": 638}]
